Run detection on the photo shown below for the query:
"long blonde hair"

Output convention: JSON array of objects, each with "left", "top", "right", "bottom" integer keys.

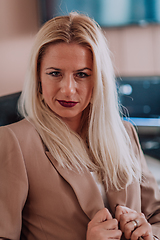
[{"left": 19, "top": 12, "right": 141, "bottom": 190}]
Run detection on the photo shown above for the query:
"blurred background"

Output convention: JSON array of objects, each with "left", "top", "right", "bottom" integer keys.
[
  {"left": 0, "top": 0, "right": 160, "bottom": 177},
  {"left": 1, "top": 0, "right": 160, "bottom": 96}
]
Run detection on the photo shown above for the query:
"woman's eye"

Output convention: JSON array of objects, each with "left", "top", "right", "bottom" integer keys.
[
  {"left": 47, "top": 71, "right": 61, "bottom": 77},
  {"left": 76, "top": 72, "right": 90, "bottom": 78}
]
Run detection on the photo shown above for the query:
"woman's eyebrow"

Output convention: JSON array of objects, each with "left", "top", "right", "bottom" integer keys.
[
  {"left": 76, "top": 68, "right": 92, "bottom": 72},
  {"left": 46, "top": 67, "right": 61, "bottom": 71},
  {"left": 45, "top": 67, "right": 92, "bottom": 71}
]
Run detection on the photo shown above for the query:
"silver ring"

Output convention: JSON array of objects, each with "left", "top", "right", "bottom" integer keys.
[
  {"left": 134, "top": 219, "right": 139, "bottom": 227},
  {"left": 132, "top": 220, "right": 137, "bottom": 229},
  {"left": 132, "top": 219, "right": 139, "bottom": 229}
]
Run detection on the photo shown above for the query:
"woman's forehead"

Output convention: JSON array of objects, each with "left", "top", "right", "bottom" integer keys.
[{"left": 40, "top": 42, "right": 93, "bottom": 71}]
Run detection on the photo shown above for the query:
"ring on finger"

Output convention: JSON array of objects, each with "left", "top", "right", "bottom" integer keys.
[
  {"left": 132, "top": 219, "right": 139, "bottom": 229},
  {"left": 134, "top": 219, "right": 139, "bottom": 227}
]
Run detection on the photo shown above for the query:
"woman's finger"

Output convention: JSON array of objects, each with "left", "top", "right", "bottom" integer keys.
[
  {"left": 91, "top": 208, "right": 112, "bottom": 224},
  {"left": 131, "top": 220, "right": 153, "bottom": 240},
  {"left": 115, "top": 205, "right": 136, "bottom": 221},
  {"left": 87, "top": 208, "right": 122, "bottom": 240},
  {"left": 116, "top": 209, "right": 153, "bottom": 240}
]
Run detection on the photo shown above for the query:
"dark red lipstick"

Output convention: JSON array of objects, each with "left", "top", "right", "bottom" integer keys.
[{"left": 57, "top": 100, "right": 78, "bottom": 108}]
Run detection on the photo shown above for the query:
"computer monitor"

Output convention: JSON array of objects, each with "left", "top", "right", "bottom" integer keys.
[{"left": 117, "top": 76, "right": 160, "bottom": 135}]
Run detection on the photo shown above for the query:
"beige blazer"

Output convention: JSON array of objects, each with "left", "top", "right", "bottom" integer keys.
[{"left": 0, "top": 119, "right": 160, "bottom": 240}]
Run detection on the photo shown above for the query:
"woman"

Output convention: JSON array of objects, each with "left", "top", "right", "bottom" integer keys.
[{"left": 0, "top": 12, "right": 160, "bottom": 240}]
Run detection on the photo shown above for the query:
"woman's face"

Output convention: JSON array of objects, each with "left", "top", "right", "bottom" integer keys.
[{"left": 40, "top": 42, "right": 93, "bottom": 131}]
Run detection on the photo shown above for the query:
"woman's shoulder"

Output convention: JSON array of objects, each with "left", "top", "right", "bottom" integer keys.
[
  {"left": 123, "top": 120, "right": 138, "bottom": 141},
  {"left": 123, "top": 120, "right": 142, "bottom": 157},
  {"left": 0, "top": 119, "right": 41, "bottom": 145},
  {"left": 123, "top": 119, "right": 135, "bottom": 131},
  {"left": 0, "top": 119, "right": 34, "bottom": 135}
]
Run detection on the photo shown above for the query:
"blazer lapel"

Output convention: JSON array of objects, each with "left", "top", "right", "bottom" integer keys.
[
  {"left": 106, "top": 188, "right": 127, "bottom": 216},
  {"left": 46, "top": 151, "right": 104, "bottom": 220}
]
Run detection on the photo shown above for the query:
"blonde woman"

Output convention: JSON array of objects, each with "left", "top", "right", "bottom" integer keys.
[{"left": 0, "top": 12, "right": 160, "bottom": 240}]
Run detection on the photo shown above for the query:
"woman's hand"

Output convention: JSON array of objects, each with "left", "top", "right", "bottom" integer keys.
[
  {"left": 115, "top": 205, "right": 153, "bottom": 240},
  {"left": 86, "top": 208, "right": 122, "bottom": 240}
]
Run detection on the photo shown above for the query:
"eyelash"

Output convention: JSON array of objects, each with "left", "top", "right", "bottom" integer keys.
[
  {"left": 46, "top": 71, "right": 90, "bottom": 79},
  {"left": 47, "top": 71, "right": 61, "bottom": 77},
  {"left": 76, "top": 72, "right": 90, "bottom": 78}
]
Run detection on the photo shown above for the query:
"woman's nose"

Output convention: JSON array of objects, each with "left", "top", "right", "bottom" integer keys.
[{"left": 60, "top": 75, "right": 76, "bottom": 96}]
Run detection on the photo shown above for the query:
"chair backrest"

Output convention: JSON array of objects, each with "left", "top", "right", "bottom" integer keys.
[{"left": 0, "top": 92, "right": 23, "bottom": 126}]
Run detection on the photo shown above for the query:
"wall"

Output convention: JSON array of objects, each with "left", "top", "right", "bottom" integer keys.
[
  {"left": 0, "top": 0, "right": 40, "bottom": 97},
  {"left": 0, "top": 1, "right": 160, "bottom": 97},
  {"left": 104, "top": 24, "right": 160, "bottom": 77}
]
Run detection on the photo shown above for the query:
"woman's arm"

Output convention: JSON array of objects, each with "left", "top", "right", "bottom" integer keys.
[
  {"left": 123, "top": 122, "right": 160, "bottom": 239},
  {"left": 0, "top": 126, "right": 28, "bottom": 239}
]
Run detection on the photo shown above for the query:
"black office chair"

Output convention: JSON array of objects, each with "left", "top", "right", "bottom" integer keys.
[{"left": 0, "top": 92, "right": 23, "bottom": 126}]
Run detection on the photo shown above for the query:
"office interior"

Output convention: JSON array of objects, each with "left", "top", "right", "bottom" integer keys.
[{"left": 0, "top": 0, "right": 160, "bottom": 187}]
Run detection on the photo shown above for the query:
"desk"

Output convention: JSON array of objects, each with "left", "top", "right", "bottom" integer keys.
[{"left": 145, "top": 155, "right": 160, "bottom": 189}]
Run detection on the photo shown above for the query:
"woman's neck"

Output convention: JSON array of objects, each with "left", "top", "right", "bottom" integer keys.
[{"left": 61, "top": 114, "right": 82, "bottom": 133}]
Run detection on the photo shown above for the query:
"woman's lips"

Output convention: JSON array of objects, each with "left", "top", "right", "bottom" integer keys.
[{"left": 57, "top": 100, "right": 78, "bottom": 108}]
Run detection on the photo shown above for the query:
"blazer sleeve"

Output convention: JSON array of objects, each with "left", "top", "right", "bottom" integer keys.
[
  {"left": 0, "top": 126, "right": 28, "bottom": 240},
  {"left": 128, "top": 122, "right": 160, "bottom": 239}
]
